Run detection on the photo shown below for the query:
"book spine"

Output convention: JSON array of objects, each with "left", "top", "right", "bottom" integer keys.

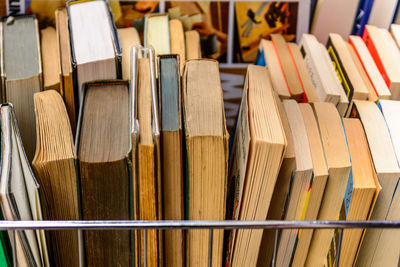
[
  {"left": 326, "top": 37, "right": 355, "bottom": 102},
  {"left": 352, "top": 0, "right": 374, "bottom": 36},
  {"left": 362, "top": 27, "right": 391, "bottom": 88}
]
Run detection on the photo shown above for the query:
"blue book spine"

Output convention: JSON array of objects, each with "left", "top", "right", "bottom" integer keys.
[
  {"left": 254, "top": 48, "right": 266, "bottom": 67},
  {"left": 352, "top": 0, "right": 375, "bottom": 36}
]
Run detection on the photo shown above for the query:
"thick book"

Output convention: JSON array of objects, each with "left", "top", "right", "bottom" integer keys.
[
  {"left": 256, "top": 93, "right": 295, "bottom": 267},
  {"left": 291, "top": 103, "right": 329, "bottom": 267},
  {"left": 353, "top": 100, "right": 400, "bottom": 267},
  {"left": 183, "top": 60, "right": 228, "bottom": 267},
  {"left": 367, "top": 0, "right": 398, "bottom": 29},
  {"left": 363, "top": 25, "right": 400, "bottom": 99},
  {"left": 55, "top": 8, "right": 77, "bottom": 135},
  {"left": 299, "top": 34, "right": 341, "bottom": 105},
  {"left": 159, "top": 55, "right": 184, "bottom": 267},
  {"left": 258, "top": 39, "right": 290, "bottom": 99},
  {"left": 228, "top": 65, "right": 286, "bottom": 267},
  {"left": 0, "top": 104, "right": 49, "bottom": 267},
  {"left": 0, "top": 15, "right": 42, "bottom": 162},
  {"left": 67, "top": 0, "right": 121, "bottom": 101},
  {"left": 76, "top": 80, "right": 131, "bottom": 267},
  {"left": 348, "top": 35, "right": 391, "bottom": 100},
  {"left": 40, "top": 26, "right": 60, "bottom": 92},
  {"left": 276, "top": 99, "right": 313, "bottom": 267},
  {"left": 117, "top": 27, "right": 140, "bottom": 80},
  {"left": 339, "top": 118, "right": 381, "bottom": 267},
  {"left": 169, "top": 19, "right": 185, "bottom": 74},
  {"left": 305, "top": 102, "right": 351, "bottom": 266},
  {"left": 326, "top": 33, "right": 369, "bottom": 112},
  {"left": 32, "top": 90, "right": 80, "bottom": 267},
  {"left": 271, "top": 34, "right": 304, "bottom": 101}
]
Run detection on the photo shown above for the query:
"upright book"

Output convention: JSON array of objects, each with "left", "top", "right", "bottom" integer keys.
[
  {"left": 305, "top": 102, "right": 351, "bottom": 266},
  {"left": 169, "top": 19, "right": 185, "bottom": 74},
  {"left": 0, "top": 104, "right": 49, "bottom": 267},
  {"left": 117, "top": 27, "right": 140, "bottom": 80},
  {"left": 352, "top": 100, "right": 400, "bottom": 267},
  {"left": 67, "top": 0, "right": 121, "bottom": 101},
  {"left": 183, "top": 60, "right": 228, "bottom": 267},
  {"left": 228, "top": 65, "right": 286, "bottom": 267},
  {"left": 76, "top": 81, "right": 131, "bottom": 267},
  {"left": 145, "top": 14, "right": 170, "bottom": 57},
  {"left": 0, "top": 15, "right": 42, "bottom": 161},
  {"left": 32, "top": 90, "right": 80, "bottom": 267},
  {"left": 40, "top": 26, "right": 60, "bottom": 92}
]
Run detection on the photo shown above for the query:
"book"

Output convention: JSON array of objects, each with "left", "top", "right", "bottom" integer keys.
[
  {"left": 291, "top": 103, "right": 329, "bottom": 267},
  {"left": 276, "top": 99, "right": 313, "bottom": 267},
  {"left": 367, "top": 0, "right": 398, "bottom": 29},
  {"left": 310, "top": 0, "right": 359, "bottom": 44},
  {"left": 67, "top": 0, "right": 121, "bottom": 101},
  {"left": 1, "top": 15, "right": 42, "bottom": 162},
  {"left": 271, "top": 34, "right": 304, "bottom": 101},
  {"left": 346, "top": 42, "right": 378, "bottom": 102},
  {"left": 55, "top": 8, "right": 77, "bottom": 135},
  {"left": 169, "top": 19, "right": 185, "bottom": 74},
  {"left": 0, "top": 104, "right": 49, "bottom": 267},
  {"left": 256, "top": 92, "right": 295, "bottom": 267},
  {"left": 390, "top": 24, "right": 400, "bottom": 48},
  {"left": 348, "top": 35, "right": 391, "bottom": 100},
  {"left": 185, "top": 30, "right": 202, "bottom": 60},
  {"left": 76, "top": 80, "right": 131, "bottom": 267},
  {"left": 159, "top": 55, "right": 183, "bottom": 267},
  {"left": 40, "top": 26, "right": 60, "bottom": 92},
  {"left": 183, "top": 59, "right": 228, "bottom": 267},
  {"left": 326, "top": 33, "right": 369, "bottom": 106},
  {"left": 32, "top": 90, "right": 80, "bottom": 267},
  {"left": 228, "top": 65, "right": 286, "bottom": 267},
  {"left": 258, "top": 39, "right": 290, "bottom": 99},
  {"left": 299, "top": 34, "right": 341, "bottom": 105},
  {"left": 352, "top": 0, "right": 374, "bottom": 36},
  {"left": 183, "top": 59, "right": 228, "bottom": 266},
  {"left": 318, "top": 42, "right": 350, "bottom": 116},
  {"left": 363, "top": 25, "right": 400, "bottom": 99},
  {"left": 145, "top": 14, "right": 170, "bottom": 57},
  {"left": 288, "top": 42, "right": 320, "bottom": 103},
  {"left": 117, "top": 27, "right": 140, "bottom": 80},
  {"left": 135, "top": 57, "right": 162, "bottom": 267},
  {"left": 339, "top": 118, "right": 381, "bottom": 267},
  {"left": 305, "top": 102, "right": 351, "bottom": 266},
  {"left": 351, "top": 100, "right": 400, "bottom": 267}
]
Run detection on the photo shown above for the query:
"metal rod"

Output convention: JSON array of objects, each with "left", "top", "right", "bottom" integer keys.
[
  {"left": 143, "top": 229, "right": 147, "bottom": 267},
  {"left": 271, "top": 229, "right": 280, "bottom": 267},
  {"left": 208, "top": 229, "right": 214, "bottom": 267},
  {"left": 335, "top": 229, "right": 344, "bottom": 267},
  {"left": 0, "top": 220, "right": 398, "bottom": 230}
]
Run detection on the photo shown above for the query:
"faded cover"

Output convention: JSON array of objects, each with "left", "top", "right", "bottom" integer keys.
[{"left": 74, "top": 80, "right": 132, "bottom": 267}]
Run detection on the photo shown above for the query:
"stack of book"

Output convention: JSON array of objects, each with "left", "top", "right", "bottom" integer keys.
[{"left": 1, "top": 0, "right": 400, "bottom": 267}]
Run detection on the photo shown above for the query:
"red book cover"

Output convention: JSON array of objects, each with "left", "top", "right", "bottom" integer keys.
[{"left": 362, "top": 27, "right": 391, "bottom": 88}]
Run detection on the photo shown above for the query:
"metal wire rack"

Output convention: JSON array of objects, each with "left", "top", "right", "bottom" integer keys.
[{"left": 3, "top": 220, "right": 400, "bottom": 267}]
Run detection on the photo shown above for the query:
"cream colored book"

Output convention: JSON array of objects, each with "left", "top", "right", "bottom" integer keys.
[
  {"left": 354, "top": 100, "right": 400, "bottom": 267},
  {"left": 145, "top": 14, "right": 170, "bottom": 56},
  {"left": 291, "top": 103, "right": 329, "bottom": 267},
  {"left": 339, "top": 118, "right": 380, "bottom": 267},
  {"left": 117, "top": 27, "right": 140, "bottom": 80},
  {"left": 185, "top": 30, "right": 202, "bottom": 60},
  {"left": 390, "top": 24, "right": 400, "bottom": 48},
  {"left": 318, "top": 43, "right": 349, "bottom": 116},
  {"left": 305, "top": 102, "right": 351, "bottom": 266},
  {"left": 41, "top": 27, "right": 60, "bottom": 92},
  {"left": 276, "top": 99, "right": 313, "bottom": 267},
  {"left": 299, "top": 34, "right": 341, "bottom": 105},
  {"left": 228, "top": 65, "right": 286, "bottom": 267},
  {"left": 169, "top": 19, "right": 185, "bottom": 74},
  {"left": 259, "top": 39, "right": 290, "bottom": 99},
  {"left": 257, "top": 92, "right": 295, "bottom": 267},
  {"left": 183, "top": 60, "right": 228, "bottom": 267}
]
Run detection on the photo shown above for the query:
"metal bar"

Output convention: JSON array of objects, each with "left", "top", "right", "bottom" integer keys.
[
  {"left": 143, "top": 229, "right": 147, "bottom": 267},
  {"left": 271, "top": 229, "right": 279, "bottom": 267},
  {"left": 0, "top": 220, "right": 398, "bottom": 230},
  {"left": 208, "top": 229, "right": 214, "bottom": 267},
  {"left": 335, "top": 229, "right": 344, "bottom": 267}
]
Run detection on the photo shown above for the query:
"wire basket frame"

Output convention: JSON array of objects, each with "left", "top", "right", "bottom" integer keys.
[{"left": 3, "top": 220, "right": 400, "bottom": 267}]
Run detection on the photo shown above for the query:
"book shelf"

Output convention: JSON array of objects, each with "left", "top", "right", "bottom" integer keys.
[{"left": 154, "top": 0, "right": 310, "bottom": 68}]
